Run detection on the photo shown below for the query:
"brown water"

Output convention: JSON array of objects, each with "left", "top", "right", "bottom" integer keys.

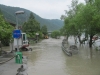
[{"left": 23, "top": 37, "right": 100, "bottom": 75}]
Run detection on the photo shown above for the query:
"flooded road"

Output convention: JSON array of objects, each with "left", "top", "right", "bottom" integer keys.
[{"left": 23, "top": 37, "right": 100, "bottom": 75}]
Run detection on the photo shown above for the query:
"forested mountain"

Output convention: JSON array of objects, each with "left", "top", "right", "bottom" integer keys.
[{"left": 0, "top": 4, "right": 64, "bottom": 31}]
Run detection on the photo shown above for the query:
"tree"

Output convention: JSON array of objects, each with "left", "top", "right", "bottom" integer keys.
[
  {"left": 0, "top": 9, "right": 13, "bottom": 46},
  {"left": 61, "top": 0, "right": 83, "bottom": 43},
  {"left": 51, "top": 31, "right": 60, "bottom": 39},
  {"left": 41, "top": 25, "right": 48, "bottom": 35},
  {"left": 29, "top": 12, "right": 35, "bottom": 19},
  {"left": 81, "top": 0, "right": 100, "bottom": 47},
  {"left": 22, "top": 12, "right": 40, "bottom": 38},
  {"left": 62, "top": 0, "right": 100, "bottom": 48}
]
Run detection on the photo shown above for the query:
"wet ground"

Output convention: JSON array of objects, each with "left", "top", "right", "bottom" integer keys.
[{"left": 22, "top": 37, "right": 100, "bottom": 75}]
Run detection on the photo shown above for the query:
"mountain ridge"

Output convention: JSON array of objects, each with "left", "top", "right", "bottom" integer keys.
[{"left": 0, "top": 4, "right": 64, "bottom": 31}]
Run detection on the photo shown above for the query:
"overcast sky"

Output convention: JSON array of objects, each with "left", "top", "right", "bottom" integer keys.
[{"left": 0, "top": 0, "right": 85, "bottom": 19}]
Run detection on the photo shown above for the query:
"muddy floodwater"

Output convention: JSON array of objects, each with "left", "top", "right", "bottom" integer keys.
[{"left": 23, "top": 37, "right": 100, "bottom": 75}]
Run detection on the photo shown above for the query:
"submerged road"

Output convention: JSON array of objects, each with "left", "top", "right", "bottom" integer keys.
[{"left": 23, "top": 37, "right": 100, "bottom": 75}]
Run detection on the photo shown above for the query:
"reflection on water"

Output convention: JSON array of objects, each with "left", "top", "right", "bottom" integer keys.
[{"left": 23, "top": 37, "right": 100, "bottom": 75}]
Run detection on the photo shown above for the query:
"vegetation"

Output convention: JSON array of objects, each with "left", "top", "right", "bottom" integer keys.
[
  {"left": 51, "top": 30, "right": 60, "bottom": 39},
  {"left": 41, "top": 25, "right": 48, "bottom": 36},
  {"left": 61, "top": 0, "right": 100, "bottom": 48},
  {"left": 22, "top": 12, "right": 41, "bottom": 39},
  {"left": 0, "top": 9, "right": 14, "bottom": 46}
]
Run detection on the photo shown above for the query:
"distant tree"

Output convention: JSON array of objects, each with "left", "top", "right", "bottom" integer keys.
[
  {"left": 22, "top": 12, "right": 40, "bottom": 38},
  {"left": 41, "top": 25, "right": 48, "bottom": 35},
  {"left": 51, "top": 31, "right": 60, "bottom": 39},
  {"left": 29, "top": 12, "right": 35, "bottom": 19}
]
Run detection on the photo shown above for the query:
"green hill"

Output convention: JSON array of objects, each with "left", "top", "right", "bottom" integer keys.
[{"left": 0, "top": 4, "right": 64, "bottom": 31}]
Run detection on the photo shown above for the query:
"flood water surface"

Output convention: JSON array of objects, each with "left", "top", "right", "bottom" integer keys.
[{"left": 24, "top": 37, "right": 100, "bottom": 75}]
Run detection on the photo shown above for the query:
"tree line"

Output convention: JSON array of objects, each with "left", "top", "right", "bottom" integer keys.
[
  {"left": 22, "top": 12, "right": 48, "bottom": 40},
  {"left": 60, "top": 0, "right": 100, "bottom": 48},
  {"left": 0, "top": 10, "right": 48, "bottom": 46},
  {"left": 0, "top": 10, "right": 14, "bottom": 46}
]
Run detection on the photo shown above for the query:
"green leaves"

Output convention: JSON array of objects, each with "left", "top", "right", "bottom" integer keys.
[
  {"left": 22, "top": 12, "right": 40, "bottom": 38},
  {"left": 0, "top": 9, "right": 13, "bottom": 45},
  {"left": 62, "top": 0, "right": 100, "bottom": 35},
  {"left": 62, "top": 0, "right": 100, "bottom": 47},
  {"left": 41, "top": 25, "right": 48, "bottom": 35},
  {"left": 29, "top": 12, "right": 35, "bottom": 20},
  {"left": 51, "top": 30, "right": 60, "bottom": 38}
]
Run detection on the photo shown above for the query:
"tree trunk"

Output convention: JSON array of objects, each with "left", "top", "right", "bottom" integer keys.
[
  {"left": 78, "top": 35, "right": 82, "bottom": 44},
  {"left": 65, "top": 35, "right": 69, "bottom": 44},
  {"left": 89, "top": 35, "right": 93, "bottom": 48},
  {"left": 74, "top": 36, "right": 77, "bottom": 44},
  {"left": 66, "top": 36, "right": 69, "bottom": 41}
]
